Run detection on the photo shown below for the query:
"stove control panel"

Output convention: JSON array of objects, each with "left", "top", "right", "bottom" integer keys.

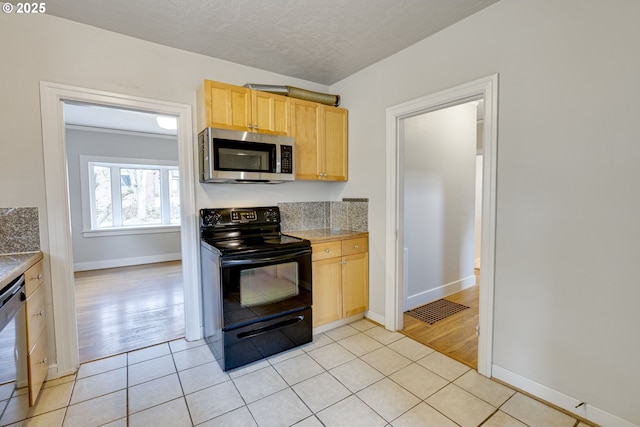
[
  {"left": 231, "top": 210, "right": 257, "bottom": 222},
  {"left": 200, "top": 207, "right": 281, "bottom": 227}
]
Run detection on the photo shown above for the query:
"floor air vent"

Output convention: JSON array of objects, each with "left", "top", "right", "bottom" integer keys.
[{"left": 405, "top": 299, "right": 470, "bottom": 325}]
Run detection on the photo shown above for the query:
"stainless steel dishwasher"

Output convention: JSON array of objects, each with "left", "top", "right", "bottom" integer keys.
[{"left": 0, "top": 275, "right": 25, "bottom": 333}]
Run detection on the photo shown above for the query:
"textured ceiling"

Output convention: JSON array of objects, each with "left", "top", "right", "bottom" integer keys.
[{"left": 46, "top": 0, "right": 499, "bottom": 85}]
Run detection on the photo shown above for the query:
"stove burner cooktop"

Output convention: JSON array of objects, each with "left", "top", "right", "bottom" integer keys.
[
  {"left": 199, "top": 207, "right": 310, "bottom": 257},
  {"left": 202, "top": 233, "right": 309, "bottom": 256}
]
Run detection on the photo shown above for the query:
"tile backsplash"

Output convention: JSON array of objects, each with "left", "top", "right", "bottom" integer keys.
[
  {"left": 0, "top": 207, "right": 40, "bottom": 254},
  {"left": 278, "top": 199, "right": 368, "bottom": 232}
]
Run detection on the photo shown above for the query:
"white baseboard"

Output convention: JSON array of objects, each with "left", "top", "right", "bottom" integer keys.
[
  {"left": 405, "top": 274, "right": 476, "bottom": 311},
  {"left": 365, "top": 310, "right": 385, "bottom": 327},
  {"left": 74, "top": 253, "right": 182, "bottom": 272},
  {"left": 492, "top": 365, "right": 638, "bottom": 427}
]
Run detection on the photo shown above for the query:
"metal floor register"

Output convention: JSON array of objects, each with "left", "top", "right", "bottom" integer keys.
[{"left": 405, "top": 299, "right": 470, "bottom": 325}]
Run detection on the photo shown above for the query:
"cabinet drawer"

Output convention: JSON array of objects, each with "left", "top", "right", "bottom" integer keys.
[
  {"left": 27, "top": 332, "right": 48, "bottom": 406},
  {"left": 341, "top": 237, "right": 368, "bottom": 256},
  {"left": 312, "top": 241, "right": 342, "bottom": 261},
  {"left": 26, "top": 284, "right": 46, "bottom": 353},
  {"left": 24, "top": 260, "right": 44, "bottom": 297}
]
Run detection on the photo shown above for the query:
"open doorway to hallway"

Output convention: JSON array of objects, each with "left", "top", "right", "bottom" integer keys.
[
  {"left": 398, "top": 100, "right": 482, "bottom": 369},
  {"left": 385, "top": 74, "right": 498, "bottom": 376}
]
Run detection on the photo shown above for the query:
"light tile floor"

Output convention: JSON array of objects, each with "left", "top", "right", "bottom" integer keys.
[{"left": 0, "top": 319, "right": 595, "bottom": 427}]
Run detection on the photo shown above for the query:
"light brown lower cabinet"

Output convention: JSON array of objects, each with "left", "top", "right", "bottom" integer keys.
[
  {"left": 24, "top": 260, "right": 47, "bottom": 406},
  {"left": 311, "top": 236, "right": 368, "bottom": 328}
]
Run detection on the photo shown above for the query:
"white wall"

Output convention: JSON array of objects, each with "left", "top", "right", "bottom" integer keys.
[
  {"left": 331, "top": 0, "right": 640, "bottom": 425},
  {"left": 65, "top": 128, "right": 181, "bottom": 270},
  {"left": 403, "top": 103, "right": 477, "bottom": 309}
]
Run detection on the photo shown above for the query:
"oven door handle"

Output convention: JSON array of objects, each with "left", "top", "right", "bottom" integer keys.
[
  {"left": 236, "top": 315, "right": 305, "bottom": 340},
  {"left": 221, "top": 249, "right": 310, "bottom": 266}
]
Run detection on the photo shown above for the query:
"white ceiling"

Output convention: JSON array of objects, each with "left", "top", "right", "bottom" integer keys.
[
  {"left": 46, "top": 0, "right": 499, "bottom": 85},
  {"left": 64, "top": 102, "right": 178, "bottom": 136},
  {"left": 54, "top": 1, "right": 499, "bottom": 134}
]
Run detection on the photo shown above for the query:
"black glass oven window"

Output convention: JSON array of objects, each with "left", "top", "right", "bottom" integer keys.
[
  {"left": 214, "top": 138, "right": 276, "bottom": 173},
  {"left": 240, "top": 262, "right": 299, "bottom": 307}
]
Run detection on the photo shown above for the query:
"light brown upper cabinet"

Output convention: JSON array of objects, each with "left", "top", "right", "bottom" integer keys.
[
  {"left": 290, "top": 98, "right": 348, "bottom": 181},
  {"left": 197, "top": 80, "right": 290, "bottom": 135}
]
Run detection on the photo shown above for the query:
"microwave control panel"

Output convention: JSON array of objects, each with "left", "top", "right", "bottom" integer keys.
[{"left": 280, "top": 145, "right": 293, "bottom": 174}]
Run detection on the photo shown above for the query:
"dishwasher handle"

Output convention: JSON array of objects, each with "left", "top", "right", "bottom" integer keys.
[{"left": 0, "top": 275, "right": 25, "bottom": 307}]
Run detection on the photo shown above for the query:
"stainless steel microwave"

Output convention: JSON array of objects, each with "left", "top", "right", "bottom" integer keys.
[{"left": 198, "top": 128, "right": 295, "bottom": 183}]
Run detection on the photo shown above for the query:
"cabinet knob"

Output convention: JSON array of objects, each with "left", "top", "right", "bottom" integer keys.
[
  {"left": 354, "top": 244, "right": 359, "bottom": 249},
  {"left": 36, "top": 310, "right": 45, "bottom": 316},
  {"left": 248, "top": 123, "right": 253, "bottom": 129},
  {"left": 325, "top": 249, "right": 331, "bottom": 253},
  {"left": 41, "top": 358, "right": 47, "bottom": 364},
  {"left": 30, "top": 273, "right": 42, "bottom": 281},
  {"left": 254, "top": 124, "right": 259, "bottom": 130}
]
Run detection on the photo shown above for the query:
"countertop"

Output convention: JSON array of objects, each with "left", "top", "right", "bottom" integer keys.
[
  {"left": 285, "top": 228, "right": 368, "bottom": 243},
  {"left": 0, "top": 251, "right": 43, "bottom": 289}
]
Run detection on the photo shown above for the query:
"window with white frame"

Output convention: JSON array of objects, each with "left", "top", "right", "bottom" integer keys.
[{"left": 80, "top": 155, "right": 180, "bottom": 235}]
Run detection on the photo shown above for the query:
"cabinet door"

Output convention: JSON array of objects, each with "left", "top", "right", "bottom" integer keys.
[
  {"left": 322, "top": 106, "right": 348, "bottom": 181},
  {"left": 25, "top": 282, "right": 46, "bottom": 353},
  {"left": 252, "top": 91, "right": 290, "bottom": 135},
  {"left": 205, "top": 80, "right": 251, "bottom": 131},
  {"left": 27, "top": 332, "right": 47, "bottom": 406},
  {"left": 291, "top": 99, "right": 322, "bottom": 180},
  {"left": 312, "top": 258, "right": 342, "bottom": 327},
  {"left": 341, "top": 252, "right": 368, "bottom": 318}
]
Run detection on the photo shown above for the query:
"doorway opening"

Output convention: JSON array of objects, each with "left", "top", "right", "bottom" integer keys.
[
  {"left": 385, "top": 75, "right": 498, "bottom": 377},
  {"left": 399, "top": 100, "right": 483, "bottom": 368},
  {"left": 63, "top": 102, "right": 185, "bottom": 362},
  {"left": 40, "top": 82, "right": 198, "bottom": 378}
]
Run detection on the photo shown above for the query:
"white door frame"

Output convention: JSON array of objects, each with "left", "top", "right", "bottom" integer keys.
[
  {"left": 384, "top": 74, "right": 498, "bottom": 376},
  {"left": 40, "top": 81, "right": 199, "bottom": 378}
]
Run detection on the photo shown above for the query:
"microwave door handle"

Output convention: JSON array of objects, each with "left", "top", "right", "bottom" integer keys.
[{"left": 221, "top": 249, "right": 309, "bottom": 266}]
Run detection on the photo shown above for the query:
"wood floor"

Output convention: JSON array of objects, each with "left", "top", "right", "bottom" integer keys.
[
  {"left": 74, "top": 261, "right": 185, "bottom": 363},
  {"left": 401, "top": 271, "right": 479, "bottom": 369},
  {"left": 0, "top": 261, "right": 185, "bottom": 383}
]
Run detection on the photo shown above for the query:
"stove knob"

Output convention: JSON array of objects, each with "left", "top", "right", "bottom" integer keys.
[
  {"left": 203, "top": 211, "right": 222, "bottom": 225},
  {"left": 268, "top": 211, "right": 279, "bottom": 222}
]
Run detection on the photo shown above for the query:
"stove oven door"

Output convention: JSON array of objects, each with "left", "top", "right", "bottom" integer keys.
[
  {"left": 220, "top": 247, "right": 312, "bottom": 329},
  {"left": 217, "top": 247, "right": 312, "bottom": 370}
]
